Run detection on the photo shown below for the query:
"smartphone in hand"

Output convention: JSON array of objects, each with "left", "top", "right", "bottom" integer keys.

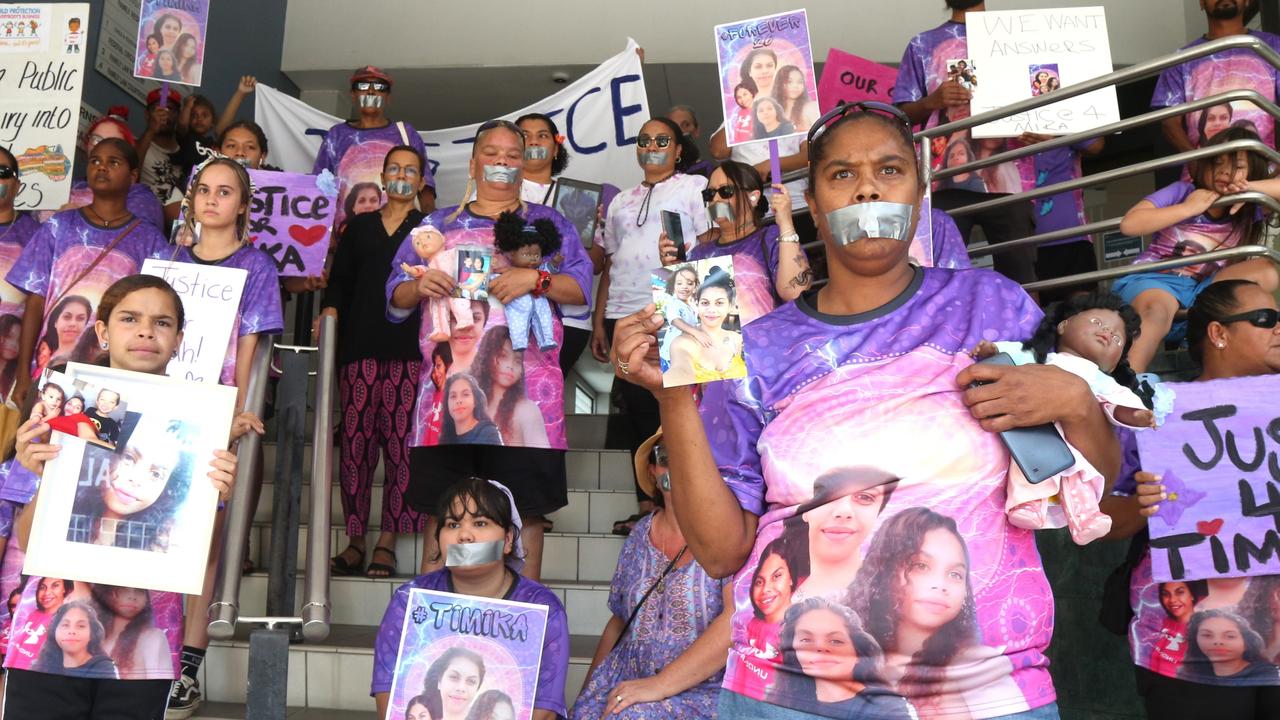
[
  {"left": 660, "top": 210, "right": 688, "bottom": 263},
  {"left": 972, "top": 353, "right": 1075, "bottom": 484}
]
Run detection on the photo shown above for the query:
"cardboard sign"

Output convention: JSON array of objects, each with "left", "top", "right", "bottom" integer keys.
[
  {"left": 1137, "top": 375, "right": 1280, "bottom": 582},
  {"left": 132, "top": 0, "right": 208, "bottom": 87},
  {"left": 385, "top": 589, "right": 548, "bottom": 720},
  {"left": 141, "top": 259, "right": 246, "bottom": 384},
  {"left": 24, "top": 363, "right": 236, "bottom": 595},
  {"left": 714, "top": 10, "right": 819, "bottom": 147},
  {"left": 966, "top": 7, "right": 1120, "bottom": 138},
  {"left": 817, "top": 48, "right": 897, "bottom": 114},
  {"left": 1, "top": 3, "right": 90, "bottom": 210},
  {"left": 245, "top": 168, "right": 337, "bottom": 277}
]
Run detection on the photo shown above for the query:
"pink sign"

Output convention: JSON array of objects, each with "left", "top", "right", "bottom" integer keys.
[{"left": 817, "top": 48, "right": 898, "bottom": 114}]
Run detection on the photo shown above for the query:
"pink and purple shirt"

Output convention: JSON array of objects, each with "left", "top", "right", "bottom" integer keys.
[
  {"left": 313, "top": 121, "right": 434, "bottom": 232},
  {"left": 1134, "top": 181, "right": 1250, "bottom": 280}
]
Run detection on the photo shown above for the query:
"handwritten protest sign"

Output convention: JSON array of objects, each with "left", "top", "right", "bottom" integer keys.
[
  {"left": 141, "top": 259, "right": 246, "bottom": 384},
  {"left": 132, "top": 0, "right": 208, "bottom": 87},
  {"left": 0, "top": 3, "right": 90, "bottom": 210},
  {"left": 966, "top": 7, "right": 1120, "bottom": 138},
  {"left": 817, "top": 48, "right": 897, "bottom": 114},
  {"left": 714, "top": 10, "right": 818, "bottom": 148},
  {"left": 1137, "top": 375, "right": 1280, "bottom": 582},
  {"left": 245, "top": 168, "right": 337, "bottom": 277},
  {"left": 386, "top": 589, "right": 548, "bottom": 720}
]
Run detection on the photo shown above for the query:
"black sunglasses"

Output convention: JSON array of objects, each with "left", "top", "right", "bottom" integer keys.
[
  {"left": 0, "top": 166, "right": 14, "bottom": 180},
  {"left": 1220, "top": 308, "right": 1280, "bottom": 329},
  {"left": 636, "top": 135, "right": 673, "bottom": 149},
  {"left": 807, "top": 100, "right": 913, "bottom": 146},
  {"left": 701, "top": 185, "right": 736, "bottom": 202},
  {"left": 352, "top": 81, "right": 390, "bottom": 93}
]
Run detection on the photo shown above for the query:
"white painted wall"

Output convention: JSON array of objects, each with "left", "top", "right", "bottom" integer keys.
[{"left": 283, "top": 0, "right": 1205, "bottom": 73}]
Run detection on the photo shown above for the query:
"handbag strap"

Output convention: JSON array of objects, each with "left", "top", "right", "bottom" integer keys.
[
  {"left": 611, "top": 544, "right": 687, "bottom": 651},
  {"left": 397, "top": 121, "right": 411, "bottom": 146},
  {"left": 50, "top": 219, "right": 142, "bottom": 311}
]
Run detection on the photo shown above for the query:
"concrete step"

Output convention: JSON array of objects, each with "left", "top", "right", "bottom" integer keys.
[
  {"left": 193, "top": 703, "right": 376, "bottom": 719},
  {"left": 235, "top": 573, "right": 615, "bottom": 638},
  {"left": 202, "top": 624, "right": 597, "bottom": 712}
]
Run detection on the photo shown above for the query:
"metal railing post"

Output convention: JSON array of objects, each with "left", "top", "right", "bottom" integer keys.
[{"left": 302, "top": 315, "right": 335, "bottom": 641}]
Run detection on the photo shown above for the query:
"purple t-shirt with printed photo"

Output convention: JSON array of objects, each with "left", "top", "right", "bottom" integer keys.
[
  {"left": 171, "top": 244, "right": 284, "bottom": 385},
  {"left": 34, "top": 182, "right": 165, "bottom": 233},
  {"left": 689, "top": 225, "right": 782, "bottom": 327},
  {"left": 931, "top": 207, "right": 971, "bottom": 269},
  {"left": 894, "top": 21, "right": 1033, "bottom": 196},
  {"left": 0, "top": 213, "right": 39, "bottom": 402},
  {"left": 7, "top": 209, "right": 168, "bottom": 378},
  {"left": 1024, "top": 143, "right": 1094, "bottom": 246},
  {"left": 371, "top": 569, "right": 570, "bottom": 717},
  {"left": 386, "top": 203, "right": 592, "bottom": 451},
  {"left": 1152, "top": 31, "right": 1280, "bottom": 148},
  {"left": 1134, "top": 181, "right": 1251, "bottom": 280},
  {"left": 313, "top": 121, "right": 435, "bottom": 231},
  {"left": 701, "top": 267, "right": 1075, "bottom": 718}
]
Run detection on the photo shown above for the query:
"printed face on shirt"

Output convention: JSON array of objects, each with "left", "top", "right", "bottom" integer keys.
[
  {"left": 432, "top": 354, "right": 449, "bottom": 390},
  {"left": 108, "top": 587, "right": 148, "bottom": 620},
  {"left": 487, "top": 700, "right": 516, "bottom": 720},
  {"left": 752, "top": 552, "right": 795, "bottom": 624},
  {"left": 488, "top": 337, "right": 523, "bottom": 391},
  {"left": 55, "top": 301, "right": 89, "bottom": 350},
  {"left": 447, "top": 379, "right": 478, "bottom": 426},
  {"left": 1056, "top": 309, "right": 1126, "bottom": 372},
  {"left": 1160, "top": 582, "right": 1197, "bottom": 624},
  {"left": 405, "top": 700, "right": 431, "bottom": 720},
  {"left": 36, "top": 578, "right": 67, "bottom": 612},
  {"left": 1196, "top": 615, "right": 1247, "bottom": 665},
  {"left": 104, "top": 437, "right": 180, "bottom": 516},
  {"left": 220, "top": 127, "right": 264, "bottom": 169},
  {"left": 793, "top": 607, "right": 858, "bottom": 681},
  {"left": 897, "top": 528, "right": 968, "bottom": 633},
  {"left": 0, "top": 322, "right": 20, "bottom": 361},
  {"left": 449, "top": 303, "right": 488, "bottom": 358},
  {"left": 439, "top": 656, "right": 483, "bottom": 715},
  {"left": 1203, "top": 104, "right": 1234, "bottom": 143},
  {"left": 802, "top": 486, "right": 887, "bottom": 568},
  {"left": 54, "top": 606, "right": 92, "bottom": 658},
  {"left": 351, "top": 186, "right": 382, "bottom": 215}
]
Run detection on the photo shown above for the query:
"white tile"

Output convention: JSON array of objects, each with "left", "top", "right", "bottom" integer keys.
[
  {"left": 288, "top": 648, "right": 308, "bottom": 707},
  {"left": 564, "top": 587, "right": 613, "bottom": 636},
  {"left": 598, "top": 452, "right": 635, "bottom": 491},
  {"left": 239, "top": 574, "right": 268, "bottom": 616},
  {"left": 541, "top": 535, "right": 578, "bottom": 582},
  {"left": 304, "top": 651, "right": 340, "bottom": 709},
  {"left": 204, "top": 644, "right": 250, "bottom": 703},
  {"left": 564, "top": 661, "right": 590, "bottom": 710},
  {"left": 587, "top": 492, "right": 641, "bottom": 535},
  {"left": 577, "top": 536, "right": 624, "bottom": 582},
  {"left": 328, "top": 577, "right": 392, "bottom": 626},
  {"left": 547, "top": 492, "right": 589, "bottom": 534},
  {"left": 307, "top": 651, "right": 376, "bottom": 711},
  {"left": 566, "top": 450, "right": 599, "bottom": 490}
]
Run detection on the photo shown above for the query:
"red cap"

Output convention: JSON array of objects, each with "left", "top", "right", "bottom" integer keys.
[
  {"left": 146, "top": 87, "right": 182, "bottom": 107},
  {"left": 350, "top": 65, "right": 393, "bottom": 88}
]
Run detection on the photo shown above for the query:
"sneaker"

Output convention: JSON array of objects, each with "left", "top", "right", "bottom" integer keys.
[{"left": 166, "top": 675, "right": 202, "bottom": 719}]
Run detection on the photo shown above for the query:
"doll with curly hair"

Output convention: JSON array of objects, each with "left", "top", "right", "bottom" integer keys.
[{"left": 493, "top": 211, "right": 561, "bottom": 352}]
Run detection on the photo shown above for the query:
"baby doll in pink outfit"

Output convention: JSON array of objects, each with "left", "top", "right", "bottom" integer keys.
[
  {"left": 977, "top": 293, "right": 1168, "bottom": 545},
  {"left": 401, "top": 225, "right": 474, "bottom": 342}
]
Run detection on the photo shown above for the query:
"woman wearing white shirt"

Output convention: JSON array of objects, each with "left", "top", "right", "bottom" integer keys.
[{"left": 592, "top": 116, "right": 709, "bottom": 532}]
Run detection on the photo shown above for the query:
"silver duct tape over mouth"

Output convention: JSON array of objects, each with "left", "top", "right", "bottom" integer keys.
[
  {"left": 358, "top": 94, "right": 384, "bottom": 109},
  {"left": 482, "top": 165, "right": 520, "bottom": 184},
  {"left": 826, "top": 201, "right": 914, "bottom": 246},
  {"left": 639, "top": 151, "right": 669, "bottom": 167},
  {"left": 445, "top": 540, "right": 505, "bottom": 567},
  {"left": 0, "top": 185, "right": 9, "bottom": 201},
  {"left": 386, "top": 179, "right": 415, "bottom": 196},
  {"left": 707, "top": 202, "right": 735, "bottom": 225},
  {"left": 524, "top": 146, "right": 549, "bottom": 161}
]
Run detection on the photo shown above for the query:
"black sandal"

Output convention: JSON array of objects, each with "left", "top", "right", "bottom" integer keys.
[
  {"left": 330, "top": 544, "right": 365, "bottom": 576},
  {"left": 366, "top": 546, "right": 398, "bottom": 578},
  {"left": 612, "top": 512, "right": 649, "bottom": 536}
]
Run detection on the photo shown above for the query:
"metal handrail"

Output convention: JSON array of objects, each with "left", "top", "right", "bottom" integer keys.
[
  {"left": 301, "top": 314, "right": 335, "bottom": 641},
  {"left": 1023, "top": 244, "right": 1280, "bottom": 292},
  {"left": 208, "top": 334, "right": 274, "bottom": 640}
]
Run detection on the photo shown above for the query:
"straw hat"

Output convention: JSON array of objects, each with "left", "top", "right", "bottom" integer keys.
[{"left": 634, "top": 429, "right": 665, "bottom": 498}]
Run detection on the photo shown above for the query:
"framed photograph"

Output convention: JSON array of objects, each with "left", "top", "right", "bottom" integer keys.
[
  {"left": 385, "top": 589, "right": 549, "bottom": 720},
  {"left": 551, "top": 178, "right": 603, "bottom": 249},
  {"left": 23, "top": 364, "right": 236, "bottom": 595},
  {"left": 651, "top": 257, "right": 746, "bottom": 387},
  {"left": 455, "top": 247, "right": 492, "bottom": 301}
]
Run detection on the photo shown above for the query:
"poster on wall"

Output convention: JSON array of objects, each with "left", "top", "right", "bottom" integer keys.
[
  {"left": 966, "top": 7, "right": 1121, "bottom": 138},
  {"left": 22, "top": 363, "right": 236, "bottom": 595},
  {"left": 714, "top": 10, "right": 819, "bottom": 147},
  {"left": 141, "top": 259, "right": 246, "bottom": 384},
  {"left": 0, "top": 3, "right": 90, "bottom": 210},
  {"left": 131, "top": 0, "right": 208, "bottom": 87},
  {"left": 384, "top": 589, "right": 549, "bottom": 720}
]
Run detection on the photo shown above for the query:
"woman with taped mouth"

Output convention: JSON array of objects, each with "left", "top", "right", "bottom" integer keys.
[{"left": 610, "top": 101, "right": 1120, "bottom": 718}]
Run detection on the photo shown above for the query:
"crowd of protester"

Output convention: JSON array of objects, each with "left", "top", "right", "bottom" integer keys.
[{"left": 0, "top": 0, "right": 1277, "bottom": 718}]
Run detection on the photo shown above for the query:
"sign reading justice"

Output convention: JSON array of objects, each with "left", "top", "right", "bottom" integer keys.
[
  {"left": 1137, "top": 375, "right": 1280, "bottom": 583},
  {"left": 244, "top": 168, "right": 337, "bottom": 277}
]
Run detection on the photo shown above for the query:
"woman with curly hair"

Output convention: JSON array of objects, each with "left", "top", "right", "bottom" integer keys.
[
  {"left": 766, "top": 597, "right": 912, "bottom": 717},
  {"left": 465, "top": 688, "right": 515, "bottom": 720},
  {"left": 420, "top": 645, "right": 485, "bottom": 720},
  {"left": 849, "top": 506, "right": 1027, "bottom": 718},
  {"left": 1238, "top": 576, "right": 1280, "bottom": 664},
  {"left": 89, "top": 585, "right": 169, "bottom": 676},
  {"left": 472, "top": 326, "right": 549, "bottom": 448},
  {"left": 65, "top": 414, "right": 195, "bottom": 553}
]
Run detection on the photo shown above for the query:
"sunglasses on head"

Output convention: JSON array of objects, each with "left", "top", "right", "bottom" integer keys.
[
  {"left": 701, "top": 185, "right": 736, "bottom": 202},
  {"left": 476, "top": 119, "right": 524, "bottom": 139},
  {"left": 0, "top": 166, "right": 14, "bottom": 180},
  {"left": 352, "top": 81, "right": 390, "bottom": 93},
  {"left": 636, "top": 135, "right": 673, "bottom": 149},
  {"left": 807, "top": 100, "right": 913, "bottom": 146},
  {"left": 1220, "top": 308, "right": 1280, "bottom": 329}
]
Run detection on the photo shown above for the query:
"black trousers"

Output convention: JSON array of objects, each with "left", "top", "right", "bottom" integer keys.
[
  {"left": 602, "top": 318, "right": 660, "bottom": 501},
  {"left": 1135, "top": 666, "right": 1280, "bottom": 720},
  {"left": 933, "top": 189, "right": 1038, "bottom": 285},
  {"left": 559, "top": 325, "right": 592, "bottom": 379},
  {"left": 4, "top": 670, "right": 172, "bottom": 720}
]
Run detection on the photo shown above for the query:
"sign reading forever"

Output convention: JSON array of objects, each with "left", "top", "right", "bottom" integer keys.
[
  {"left": 1137, "top": 375, "right": 1280, "bottom": 582},
  {"left": 245, "top": 168, "right": 337, "bottom": 277}
]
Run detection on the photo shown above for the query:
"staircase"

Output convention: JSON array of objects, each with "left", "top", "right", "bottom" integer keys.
[{"left": 193, "top": 415, "right": 633, "bottom": 719}]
